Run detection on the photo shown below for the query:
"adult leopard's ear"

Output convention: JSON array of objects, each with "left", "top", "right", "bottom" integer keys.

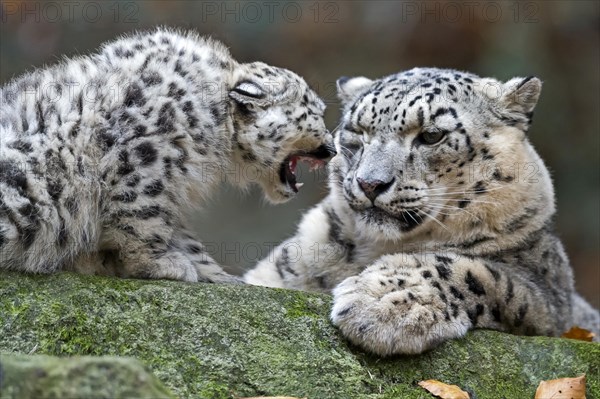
[
  {"left": 229, "top": 81, "right": 271, "bottom": 108},
  {"left": 337, "top": 76, "right": 373, "bottom": 104},
  {"left": 499, "top": 76, "right": 542, "bottom": 130},
  {"left": 501, "top": 76, "right": 542, "bottom": 114},
  {"left": 500, "top": 76, "right": 542, "bottom": 119}
]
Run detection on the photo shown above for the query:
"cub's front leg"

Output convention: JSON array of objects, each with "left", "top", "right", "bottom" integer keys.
[
  {"left": 103, "top": 195, "right": 241, "bottom": 283},
  {"left": 331, "top": 252, "right": 558, "bottom": 355},
  {"left": 171, "top": 229, "right": 243, "bottom": 284}
]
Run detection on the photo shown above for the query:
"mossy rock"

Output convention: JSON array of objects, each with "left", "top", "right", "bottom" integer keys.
[
  {"left": 0, "top": 271, "right": 598, "bottom": 398},
  {"left": 0, "top": 353, "right": 174, "bottom": 398}
]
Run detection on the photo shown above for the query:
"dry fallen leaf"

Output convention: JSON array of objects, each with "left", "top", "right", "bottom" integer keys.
[
  {"left": 418, "top": 379, "right": 470, "bottom": 399},
  {"left": 561, "top": 326, "right": 595, "bottom": 342},
  {"left": 535, "top": 374, "right": 586, "bottom": 399}
]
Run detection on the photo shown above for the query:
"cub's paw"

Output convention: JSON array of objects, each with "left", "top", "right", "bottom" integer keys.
[
  {"left": 138, "top": 254, "right": 243, "bottom": 284},
  {"left": 331, "top": 259, "right": 469, "bottom": 355},
  {"left": 155, "top": 252, "right": 205, "bottom": 282},
  {"left": 193, "top": 262, "right": 245, "bottom": 284}
]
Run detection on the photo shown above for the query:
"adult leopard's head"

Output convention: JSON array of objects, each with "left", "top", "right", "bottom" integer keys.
[
  {"left": 229, "top": 62, "right": 334, "bottom": 203},
  {"left": 330, "top": 67, "right": 554, "bottom": 244}
]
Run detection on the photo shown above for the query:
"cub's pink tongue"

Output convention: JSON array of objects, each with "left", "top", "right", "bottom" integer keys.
[
  {"left": 299, "top": 156, "right": 326, "bottom": 171},
  {"left": 284, "top": 153, "right": 328, "bottom": 192}
]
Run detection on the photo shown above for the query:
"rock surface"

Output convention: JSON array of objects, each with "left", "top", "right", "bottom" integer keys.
[{"left": 0, "top": 271, "right": 598, "bottom": 398}]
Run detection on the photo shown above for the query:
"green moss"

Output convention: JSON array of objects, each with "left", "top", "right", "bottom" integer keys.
[
  {"left": 1, "top": 271, "right": 598, "bottom": 399},
  {"left": 196, "top": 382, "right": 235, "bottom": 399},
  {"left": 0, "top": 353, "right": 175, "bottom": 398}
]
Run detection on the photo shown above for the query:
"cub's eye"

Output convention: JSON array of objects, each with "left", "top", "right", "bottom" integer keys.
[{"left": 420, "top": 129, "right": 446, "bottom": 145}]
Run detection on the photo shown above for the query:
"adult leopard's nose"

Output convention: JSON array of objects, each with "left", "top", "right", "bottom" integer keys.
[{"left": 357, "top": 177, "right": 395, "bottom": 202}]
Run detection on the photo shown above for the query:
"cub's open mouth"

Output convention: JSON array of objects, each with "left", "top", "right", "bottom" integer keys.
[{"left": 279, "top": 145, "right": 335, "bottom": 192}]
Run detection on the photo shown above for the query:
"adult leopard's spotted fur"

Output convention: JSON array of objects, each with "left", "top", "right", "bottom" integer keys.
[
  {"left": 0, "top": 28, "right": 333, "bottom": 282},
  {"left": 246, "top": 67, "right": 600, "bottom": 354}
]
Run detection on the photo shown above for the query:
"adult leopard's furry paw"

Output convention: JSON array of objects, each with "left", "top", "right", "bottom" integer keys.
[{"left": 330, "top": 263, "right": 470, "bottom": 355}]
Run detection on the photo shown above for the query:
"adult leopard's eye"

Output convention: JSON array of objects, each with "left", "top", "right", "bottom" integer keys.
[
  {"left": 420, "top": 129, "right": 446, "bottom": 145},
  {"left": 344, "top": 124, "right": 360, "bottom": 135}
]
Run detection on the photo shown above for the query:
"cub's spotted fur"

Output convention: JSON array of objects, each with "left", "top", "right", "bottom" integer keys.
[
  {"left": 0, "top": 28, "right": 332, "bottom": 282},
  {"left": 246, "top": 68, "right": 599, "bottom": 354}
]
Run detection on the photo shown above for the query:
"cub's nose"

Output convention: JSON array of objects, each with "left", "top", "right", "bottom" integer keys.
[
  {"left": 311, "top": 143, "right": 337, "bottom": 161},
  {"left": 357, "top": 177, "right": 395, "bottom": 202}
]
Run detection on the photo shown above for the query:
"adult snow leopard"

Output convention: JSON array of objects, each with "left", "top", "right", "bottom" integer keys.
[
  {"left": 245, "top": 67, "right": 600, "bottom": 354},
  {"left": 0, "top": 28, "right": 333, "bottom": 283}
]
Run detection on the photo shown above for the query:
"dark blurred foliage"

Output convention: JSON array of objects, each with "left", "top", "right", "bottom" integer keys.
[{"left": 1, "top": 1, "right": 598, "bottom": 306}]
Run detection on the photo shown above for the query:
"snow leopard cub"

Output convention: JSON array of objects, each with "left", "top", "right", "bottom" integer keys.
[
  {"left": 0, "top": 28, "right": 333, "bottom": 283},
  {"left": 246, "top": 68, "right": 599, "bottom": 354}
]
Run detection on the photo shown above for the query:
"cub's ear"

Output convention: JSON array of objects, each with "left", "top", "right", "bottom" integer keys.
[
  {"left": 229, "top": 81, "right": 271, "bottom": 107},
  {"left": 336, "top": 76, "right": 373, "bottom": 104},
  {"left": 500, "top": 76, "right": 542, "bottom": 115}
]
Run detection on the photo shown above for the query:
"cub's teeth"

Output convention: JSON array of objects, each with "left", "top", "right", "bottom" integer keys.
[
  {"left": 295, "top": 182, "right": 304, "bottom": 189},
  {"left": 289, "top": 161, "right": 295, "bottom": 175}
]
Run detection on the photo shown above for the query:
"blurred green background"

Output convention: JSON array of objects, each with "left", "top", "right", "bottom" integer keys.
[{"left": 1, "top": 0, "right": 598, "bottom": 307}]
